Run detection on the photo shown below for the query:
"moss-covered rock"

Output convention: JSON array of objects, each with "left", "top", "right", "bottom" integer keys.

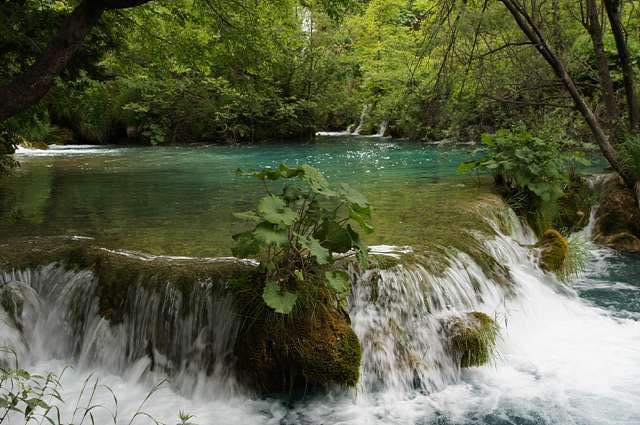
[
  {"left": 445, "top": 312, "right": 498, "bottom": 368},
  {"left": 234, "top": 280, "right": 361, "bottom": 395},
  {"left": 594, "top": 175, "right": 640, "bottom": 252},
  {"left": 19, "top": 139, "right": 49, "bottom": 150},
  {"left": 0, "top": 237, "right": 361, "bottom": 396},
  {"left": 538, "top": 229, "right": 568, "bottom": 273},
  {"left": 0, "top": 142, "right": 16, "bottom": 155},
  {"left": 0, "top": 283, "right": 24, "bottom": 331},
  {"left": 558, "top": 175, "right": 592, "bottom": 233}
]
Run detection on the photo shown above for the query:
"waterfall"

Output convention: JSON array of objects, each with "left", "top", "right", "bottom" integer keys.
[
  {"left": 350, "top": 105, "right": 368, "bottom": 136},
  {"left": 2, "top": 204, "right": 640, "bottom": 424},
  {"left": 0, "top": 262, "right": 244, "bottom": 400},
  {"left": 375, "top": 120, "right": 388, "bottom": 137}
]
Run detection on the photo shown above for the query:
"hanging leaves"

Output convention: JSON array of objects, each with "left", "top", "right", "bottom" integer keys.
[
  {"left": 233, "top": 163, "right": 373, "bottom": 314},
  {"left": 262, "top": 281, "right": 298, "bottom": 314}
]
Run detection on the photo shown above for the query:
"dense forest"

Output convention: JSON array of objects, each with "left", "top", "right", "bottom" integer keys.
[
  {"left": 1, "top": 0, "right": 638, "bottom": 145},
  {"left": 2, "top": 1, "right": 640, "bottom": 424}
]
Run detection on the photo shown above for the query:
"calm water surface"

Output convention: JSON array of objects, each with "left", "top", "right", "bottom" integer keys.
[{"left": 0, "top": 138, "right": 486, "bottom": 255}]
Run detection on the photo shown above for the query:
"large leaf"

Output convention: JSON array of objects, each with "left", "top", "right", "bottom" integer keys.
[
  {"left": 258, "top": 195, "right": 297, "bottom": 226},
  {"left": 231, "top": 231, "right": 260, "bottom": 257},
  {"left": 298, "top": 235, "right": 331, "bottom": 265},
  {"left": 236, "top": 167, "right": 283, "bottom": 181},
  {"left": 253, "top": 222, "right": 289, "bottom": 246},
  {"left": 299, "top": 164, "right": 336, "bottom": 196},
  {"left": 315, "top": 220, "right": 352, "bottom": 253},
  {"left": 325, "top": 270, "right": 351, "bottom": 295},
  {"left": 237, "top": 164, "right": 305, "bottom": 181},
  {"left": 347, "top": 224, "right": 369, "bottom": 267},
  {"left": 349, "top": 204, "right": 374, "bottom": 234},
  {"left": 233, "top": 211, "right": 261, "bottom": 222},
  {"left": 338, "top": 183, "right": 369, "bottom": 208},
  {"left": 263, "top": 281, "right": 298, "bottom": 314}
]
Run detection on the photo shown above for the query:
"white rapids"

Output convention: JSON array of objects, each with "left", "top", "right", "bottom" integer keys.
[{"left": 1, "top": 207, "right": 640, "bottom": 424}]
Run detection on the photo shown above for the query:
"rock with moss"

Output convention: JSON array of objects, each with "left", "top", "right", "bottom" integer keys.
[
  {"left": 594, "top": 175, "right": 640, "bottom": 252},
  {"left": 444, "top": 312, "right": 498, "bottom": 368},
  {"left": 0, "top": 282, "right": 25, "bottom": 331},
  {"left": 558, "top": 175, "right": 593, "bottom": 233},
  {"left": 0, "top": 237, "right": 361, "bottom": 396},
  {"left": 537, "top": 229, "right": 568, "bottom": 273},
  {"left": 234, "top": 279, "right": 361, "bottom": 395},
  {"left": 19, "top": 139, "right": 49, "bottom": 150}
]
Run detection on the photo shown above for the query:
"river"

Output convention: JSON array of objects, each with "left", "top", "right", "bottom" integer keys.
[{"left": 0, "top": 137, "right": 638, "bottom": 424}]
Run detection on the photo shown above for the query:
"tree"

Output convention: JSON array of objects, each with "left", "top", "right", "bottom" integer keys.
[
  {"left": 603, "top": 0, "right": 640, "bottom": 132},
  {"left": 581, "top": 0, "right": 619, "bottom": 135},
  {"left": 498, "top": 0, "right": 639, "bottom": 201},
  {"left": 0, "top": 0, "right": 153, "bottom": 123}
]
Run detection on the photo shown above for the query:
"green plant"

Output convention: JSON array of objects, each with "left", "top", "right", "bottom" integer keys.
[
  {"left": 0, "top": 346, "right": 195, "bottom": 425},
  {"left": 459, "top": 128, "right": 590, "bottom": 204},
  {"left": 618, "top": 135, "right": 640, "bottom": 176},
  {"left": 558, "top": 235, "right": 591, "bottom": 283},
  {"left": 233, "top": 164, "right": 373, "bottom": 314},
  {"left": 0, "top": 127, "right": 19, "bottom": 175},
  {"left": 447, "top": 312, "right": 499, "bottom": 368}
]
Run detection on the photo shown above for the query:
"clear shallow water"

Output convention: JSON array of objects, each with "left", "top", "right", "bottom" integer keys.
[
  {"left": 1, "top": 138, "right": 639, "bottom": 425},
  {"left": 2, "top": 139, "right": 482, "bottom": 256}
]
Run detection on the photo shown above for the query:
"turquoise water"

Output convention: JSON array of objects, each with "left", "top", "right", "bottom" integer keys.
[
  {"left": 1, "top": 138, "right": 486, "bottom": 255},
  {"left": 2, "top": 137, "right": 639, "bottom": 425}
]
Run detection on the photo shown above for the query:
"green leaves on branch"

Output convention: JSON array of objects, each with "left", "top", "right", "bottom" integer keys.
[
  {"left": 233, "top": 164, "right": 373, "bottom": 314},
  {"left": 263, "top": 281, "right": 298, "bottom": 314},
  {"left": 458, "top": 128, "right": 590, "bottom": 204},
  {"left": 258, "top": 195, "right": 297, "bottom": 226}
]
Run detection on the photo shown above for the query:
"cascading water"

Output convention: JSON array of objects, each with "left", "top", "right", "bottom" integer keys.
[
  {"left": 0, "top": 261, "right": 244, "bottom": 401},
  {"left": 352, "top": 104, "right": 370, "bottom": 136},
  {"left": 1, "top": 204, "right": 640, "bottom": 424}
]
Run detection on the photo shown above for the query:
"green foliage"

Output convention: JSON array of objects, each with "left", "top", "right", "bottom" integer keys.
[
  {"left": 263, "top": 280, "right": 299, "bottom": 314},
  {"left": 558, "top": 235, "right": 591, "bottom": 283},
  {"left": 618, "top": 135, "right": 640, "bottom": 177},
  {"left": 233, "top": 164, "right": 373, "bottom": 314},
  {"left": 0, "top": 347, "right": 197, "bottom": 425},
  {"left": 447, "top": 312, "right": 499, "bottom": 368},
  {"left": 459, "top": 128, "right": 590, "bottom": 204}
]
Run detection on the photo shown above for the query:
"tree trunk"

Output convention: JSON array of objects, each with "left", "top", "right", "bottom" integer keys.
[
  {"left": 604, "top": 0, "right": 640, "bottom": 132},
  {"left": 585, "top": 0, "right": 620, "bottom": 136},
  {"left": 0, "top": 0, "right": 152, "bottom": 123},
  {"left": 499, "top": 0, "right": 638, "bottom": 192}
]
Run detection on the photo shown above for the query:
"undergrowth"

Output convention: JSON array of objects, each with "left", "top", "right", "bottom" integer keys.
[{"left": 0, "top": 347, "right": 195, "bottom": 425}]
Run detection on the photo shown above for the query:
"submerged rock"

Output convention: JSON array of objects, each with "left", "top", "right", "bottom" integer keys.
[
  {"left": 444, "top": 312, "right": 498, "bottom": 368},
  {"left": 594, "top": 176, "right": 640, "bottom": 252},
  {"left": 538, "top": 229, "right": 569, "bottom": 273},
  {"left": 0, "top": 142, "right": 15, "bottom": 155}
]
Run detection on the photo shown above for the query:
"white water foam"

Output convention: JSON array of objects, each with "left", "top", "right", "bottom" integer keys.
[
  {"left": 15, "top": 144, "right": 122, "bottom": 156},
  {"left": 1, "top": 208, "right": 640, "bottom": 424}
]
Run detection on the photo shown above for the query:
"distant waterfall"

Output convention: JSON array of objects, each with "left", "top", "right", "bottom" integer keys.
[
  {"left": 352, "top": 104, "right": 370, "bottom": 136},
  {"left": 316, "top": 105, "right": 389, "bottom": 137}
]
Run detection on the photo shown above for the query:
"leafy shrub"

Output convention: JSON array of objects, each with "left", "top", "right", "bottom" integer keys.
[
  {"left": 559, "top": 235, "right": 591, "bottom": 283},
  {"left": 233, "top": 164, "right": 373, "bottom": 314},
  {"left": 459, "top": 128, "right": 590, "bottom": 204},
  {"left": 0, "top": 347, "right": 196, "bottom": 425},
  {"left": 618, "top": 135, "right": 640, "bottom": 177}
]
